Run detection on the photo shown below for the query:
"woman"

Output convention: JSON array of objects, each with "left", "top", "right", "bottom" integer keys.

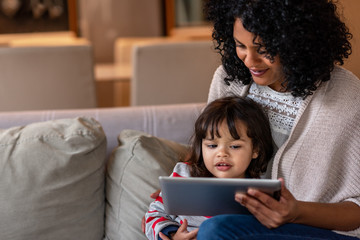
[{"left": 197, "top": 0, "right": 360, "bottom": 239}]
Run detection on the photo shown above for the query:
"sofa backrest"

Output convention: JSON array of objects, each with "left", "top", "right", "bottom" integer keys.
[
  {"left": 0, "top": 103, "right": 205, "bottom": 157},
  {"left": 131, "top": 41, "right": 221, "bottom": 106},
  {"left": 0, "top": 44, "right": 96, "bottom": 111}
]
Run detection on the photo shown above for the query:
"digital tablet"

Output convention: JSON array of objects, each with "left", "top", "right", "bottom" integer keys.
[{"left": 159, "top": 177, "right": 281, "bottom": 216}]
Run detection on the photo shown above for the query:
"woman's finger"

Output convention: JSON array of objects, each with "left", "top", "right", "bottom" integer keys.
[
  {"left": 235, "top": 178, "right": 299, "bottom": 228},
  {"left": 239, "top": 191, "right": 279, "bottom": 219},
  {"left": 247, "top": 188, "right": 281, "bottom": 209}
]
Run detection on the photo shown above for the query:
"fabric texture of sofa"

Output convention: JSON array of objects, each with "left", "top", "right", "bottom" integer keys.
[
  {"left": 0, "top": 40, "right": 96, "bottom": 111},
  {"left": 131, "top": 41, "right": 221, "bottom": 106},
  {"left": 0, "top": 103, "right": 204, "bottom": 240}
]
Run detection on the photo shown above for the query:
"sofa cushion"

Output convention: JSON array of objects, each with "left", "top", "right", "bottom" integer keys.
[
  {"left": 0, "top": 117, "right": 107, "bottom": 240},
  {"left": 105, "top": 129, "right": 189, "bottom": 240}
]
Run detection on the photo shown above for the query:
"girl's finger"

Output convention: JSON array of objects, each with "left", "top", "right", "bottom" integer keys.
[
  {"left": 159, "top": 232, "right": 171, "bottom": 240},
  {"left": 150, "top": 189, "right": 161, "bottom": 199}
]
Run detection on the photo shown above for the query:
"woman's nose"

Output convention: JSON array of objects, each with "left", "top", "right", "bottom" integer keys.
[{"left": 242, "top": 50, "right": 261, "bottom": 67}]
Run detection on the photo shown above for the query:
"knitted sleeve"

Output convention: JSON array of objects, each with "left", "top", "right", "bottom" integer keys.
[
  {"left": 207, "top": 65, "right": 249, "bottom": 103},
  {"left": 271, "top": 67, "right": 360, "bottom": 238}
]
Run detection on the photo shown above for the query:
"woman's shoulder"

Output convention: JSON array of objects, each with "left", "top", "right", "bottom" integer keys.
[
  {"left": 209, "top": 65, "right": 228, "bottom": 88},
  {"left": 327, "top": 66, "right": 360, "bottom": 96},
  {"left": 208, "top": 65, "right": 249, "bottom": 103},
  {"left": 312, "top": 66, "right": 360, "bottom": 117},
  {"left": 332, "top": 66, "right": 360, "bottom": 83},
  {"left": 213, "top": 65, "right": 227, "bottom": 79}
]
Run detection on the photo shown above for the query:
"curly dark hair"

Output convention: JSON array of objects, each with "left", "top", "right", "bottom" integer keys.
[
  {"left": 205, "top": 0, "right": 352, "bottom": 97},
  {"left": 186, "top": 96, "right": 273, "bottom": 178}
]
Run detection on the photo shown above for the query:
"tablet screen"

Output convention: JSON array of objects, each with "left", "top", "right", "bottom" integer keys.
[{"left": 159, "top": 177, "right": 281, "bottom": 216}]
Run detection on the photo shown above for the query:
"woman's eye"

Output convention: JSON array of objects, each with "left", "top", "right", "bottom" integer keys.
[
  {"left": 257, "top": 46, "right": 267, "bottom": 55},
  {"left": 236, "top": 44, "right": 246, "bottom": 49}
]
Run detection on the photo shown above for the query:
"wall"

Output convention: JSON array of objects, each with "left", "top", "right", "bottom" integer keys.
[{"left": 339, "top": 0, "right": 360, "bottom": 78}]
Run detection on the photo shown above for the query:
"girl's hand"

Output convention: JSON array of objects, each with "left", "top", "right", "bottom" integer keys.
[
  {"left": 159, "top": 219, "right": 198, "bottom": 240},
  {"left": 235, "top": 178, "right": 299, "bottom": 228},
  {"left": 150, "top": 189, "right": 161, "bottom": 199}
]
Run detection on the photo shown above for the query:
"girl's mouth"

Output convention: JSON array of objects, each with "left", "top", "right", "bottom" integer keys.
[{"left": 215, "top": 162, "right": 232, "bottom": 171}]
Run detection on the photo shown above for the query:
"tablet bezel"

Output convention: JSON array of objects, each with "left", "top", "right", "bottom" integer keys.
[{"left": 159, "top": 177, "right": 281, "bottom": 216}]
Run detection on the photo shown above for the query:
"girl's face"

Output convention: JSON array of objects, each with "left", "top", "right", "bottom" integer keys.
[
  {"left": 202, "top": 120, "right": 258, "bottom": 178},
  {"left": 233, "top": 18, "right": 286, "bottom": 92}
]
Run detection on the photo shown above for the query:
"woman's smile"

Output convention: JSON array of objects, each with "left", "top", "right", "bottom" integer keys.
[
  {"left": 249, "top": 68, "right": 269, "bottom": 77},
  {"left": 233, "top": 18, "right": 286, "bottom": 92}
]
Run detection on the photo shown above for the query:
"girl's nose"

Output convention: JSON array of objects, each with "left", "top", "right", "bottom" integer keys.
[{"left": 216, "top": 147, "right": 229, "bottom": 158}]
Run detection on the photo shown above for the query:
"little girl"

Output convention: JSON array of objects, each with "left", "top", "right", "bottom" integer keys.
[{"left": 145, "top": 96, "right": 274, "bottom": 240}]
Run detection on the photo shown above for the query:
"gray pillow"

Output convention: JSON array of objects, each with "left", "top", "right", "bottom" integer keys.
[
  {"left": 104, "top": 129, "right": 189, "bottom": 240},
  {"left": 0, "top": 117, "right": 107, "bottom": 240}
]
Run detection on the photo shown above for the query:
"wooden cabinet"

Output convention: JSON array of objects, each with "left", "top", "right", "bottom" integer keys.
[{"left": 164, "top": 0, "right": 211, "bottom": 39}]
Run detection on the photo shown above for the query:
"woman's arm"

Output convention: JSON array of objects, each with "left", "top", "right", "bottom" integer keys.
[
  {"left": 296, "top": 200, "right": 360, "bottom": 231},
  {"left": 235, "top": 178, "right": 360, "bottom": 231}
]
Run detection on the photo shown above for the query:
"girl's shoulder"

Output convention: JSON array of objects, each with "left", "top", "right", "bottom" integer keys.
[{"left": 171, "top": 162, "right": 191, "bottom": 178}]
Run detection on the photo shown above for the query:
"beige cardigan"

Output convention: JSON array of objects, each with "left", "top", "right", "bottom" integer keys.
[{"left": 208, "top": 65, "right": 360, "bottom": 237}]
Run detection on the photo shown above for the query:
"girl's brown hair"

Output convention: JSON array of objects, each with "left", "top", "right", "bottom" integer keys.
[{"left": 186, "top": 96, "right": 273, "bottom": 178}]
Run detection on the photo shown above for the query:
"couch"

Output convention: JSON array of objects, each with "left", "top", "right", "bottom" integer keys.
[
  {"left": 0, "top": 103, "right": 204, "bottom": 240},
  {"left": 130, "top": 40, "right": 221, "bottom": 106},
  {"left": 0, "top": 33, "right": 96, "bottom": 111}
]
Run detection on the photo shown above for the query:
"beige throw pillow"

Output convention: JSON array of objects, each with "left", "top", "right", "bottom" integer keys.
[
  {"left": 104, "top": 129, "right": 189, "bottom": 240},
  {"left": 0, "top": 117, "right": 107, "bottom": 240}
]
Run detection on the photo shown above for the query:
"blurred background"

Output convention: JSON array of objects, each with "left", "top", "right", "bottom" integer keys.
[{"left": 0, "top": 0, "right": 358, "bottom": 111}]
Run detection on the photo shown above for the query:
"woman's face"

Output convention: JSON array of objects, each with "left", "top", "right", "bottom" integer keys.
[
  {"left": 202, "top": 120, "right": 258, "bottom": 178},
  {"left": 233, "top": 18, "right": 285, "bottom": 91}
]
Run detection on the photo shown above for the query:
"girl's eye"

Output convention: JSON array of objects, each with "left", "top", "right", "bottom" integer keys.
[
  {"left": 207, "top": 144, "right": 217, "bottom": 149},
  {"left": 230, "top": 145, "right": 241, "bottom": 149}
]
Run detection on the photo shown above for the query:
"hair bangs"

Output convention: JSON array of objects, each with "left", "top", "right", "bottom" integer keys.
[{"left": 226, "top": 116, "right": 241, "bottom": 140}]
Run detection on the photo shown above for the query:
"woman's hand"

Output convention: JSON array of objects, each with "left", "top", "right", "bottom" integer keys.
[
  {"left": 235, "top": 178, "right": 299, "bottom": 228},
  {"left": 141, "top": 189, "right": 161, "bottom": 233},
  {"left": 159, "top": 219, "right": 198, "bottom": 240},
  {"left": 235, "top": 178, "right": 360, "bottom": 231}
]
